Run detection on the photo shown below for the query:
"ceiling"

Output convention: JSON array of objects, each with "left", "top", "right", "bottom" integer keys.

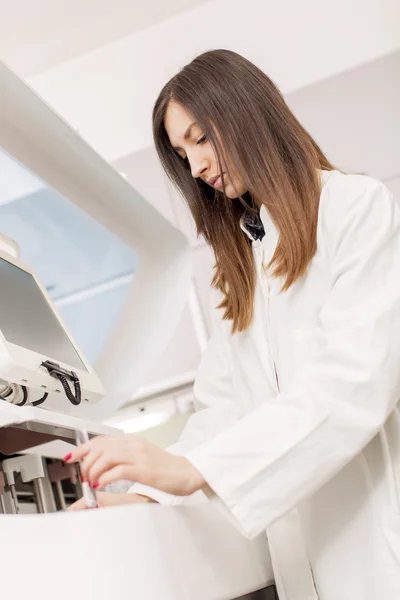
[{"left": 0, "top": 0, "right": 211, "bottom": 75}]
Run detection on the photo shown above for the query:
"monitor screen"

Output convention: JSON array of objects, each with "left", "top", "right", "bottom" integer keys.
[{"left": 0, "top": 256, "right": 87, "bottom": 371}]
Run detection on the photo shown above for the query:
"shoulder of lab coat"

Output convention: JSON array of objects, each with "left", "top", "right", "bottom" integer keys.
[
  {"left": 186, "top": 173, "right": 400, "bottom": 538},
  {"left": 128, "top": 287, "right": 240, "bottom": 504}
]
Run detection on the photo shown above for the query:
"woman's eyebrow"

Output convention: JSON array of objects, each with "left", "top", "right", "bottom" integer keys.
[{"left": 172, "top": 122, "right": 198, "bottom": 150}]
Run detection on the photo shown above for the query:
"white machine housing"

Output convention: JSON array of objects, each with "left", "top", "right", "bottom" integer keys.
[
  {"left": 0, "top": 56, "right": 191, "bottom": 455},
  {"left": 0, "top": 247, "right": 105, "bottom": 404},
  {"left": 0, "top": 58, "right": 191, "bottom": 422}
]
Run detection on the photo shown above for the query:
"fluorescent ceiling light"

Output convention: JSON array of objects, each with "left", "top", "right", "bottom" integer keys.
[{"left": 114, "top": 411, "right": 171, "bottom": 433}]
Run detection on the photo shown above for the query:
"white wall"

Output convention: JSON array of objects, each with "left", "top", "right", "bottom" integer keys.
[
  {"left": 386, "top": 177, "right": 400, "bottom": 206},
  {"left": 137, "top": 413, "right": 191, "bottom": 448},
  {"left": 287, "top": 51, "right": 400, "bottom": 182},
  {"left": 26, "top": 0, "right": 400, "bottom": 163}
]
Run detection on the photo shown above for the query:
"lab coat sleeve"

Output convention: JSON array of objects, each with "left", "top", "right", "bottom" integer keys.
[
  {"left": 128, "top": 289, "right": 241, "bottom": 504},
  {"left": 186, "top": 177, "right": 400, "bottom": 538}
]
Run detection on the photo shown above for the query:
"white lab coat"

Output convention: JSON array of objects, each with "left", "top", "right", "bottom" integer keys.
[{"left": 131, "top": 170, "right": 400, "bottom": 600}]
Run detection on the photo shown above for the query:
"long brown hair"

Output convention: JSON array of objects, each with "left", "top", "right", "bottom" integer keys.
[{"left": 153, "top": 49, "right": 334, "bottom": 333}]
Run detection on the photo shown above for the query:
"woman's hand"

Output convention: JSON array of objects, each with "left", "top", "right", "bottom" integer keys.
[
  {"left": 67, "top": 491, "right": 156, "bottom": 511},
  {"left": 64, "top": 435, "right": 205, "bottom": 497}
]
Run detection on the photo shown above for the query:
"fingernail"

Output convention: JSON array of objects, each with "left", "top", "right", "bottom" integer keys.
[
  {"left": 80, "top": 474, "right": 85, "bottom": 483},
  {"left": 63, "top": 453, "right": 72, "bottom": 462},
  {"left": 92, "top": 482, "right": 99, "bottom": 489}
]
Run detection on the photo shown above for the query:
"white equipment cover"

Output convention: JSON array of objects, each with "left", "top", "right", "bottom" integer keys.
[{"left": 0, "top": 504, "right": 273, "bottom": 600}]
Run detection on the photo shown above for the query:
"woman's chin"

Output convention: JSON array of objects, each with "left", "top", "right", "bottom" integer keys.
[
  {"left": 223, "top": 184, "right": 238, "bottom": 199},
  {"left": 223, "top": 182, "right": 247, "bottom": 199}
]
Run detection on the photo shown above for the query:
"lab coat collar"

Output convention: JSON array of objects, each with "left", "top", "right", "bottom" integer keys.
[{"left": 240, "top": 170, "right": 333, "bottom": 244}]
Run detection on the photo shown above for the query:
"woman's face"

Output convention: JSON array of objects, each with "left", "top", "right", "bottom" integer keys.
[{"left": 164, "top": 101, "right": 247, "bottom": 198}]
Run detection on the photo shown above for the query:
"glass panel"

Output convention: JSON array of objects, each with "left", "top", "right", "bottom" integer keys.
[
  {"left": 56, "top": 278, "right": 132, "bottom": 364},
  {"left": 0, "top": 148, "right": 138, "bottom": 366}
]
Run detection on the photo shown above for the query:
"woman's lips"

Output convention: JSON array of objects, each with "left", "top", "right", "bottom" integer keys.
[{"left": 213, "top": 174, "right": 223, "bottom": 189}]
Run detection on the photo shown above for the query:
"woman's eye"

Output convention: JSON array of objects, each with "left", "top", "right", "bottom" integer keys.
[{"left": 197, "top": 135, "right": 207, "bottom": 145}]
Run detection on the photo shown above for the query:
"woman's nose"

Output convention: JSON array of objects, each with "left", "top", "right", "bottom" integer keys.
[{"left": 191, "top": 158, "right": 209, "bottom": 179}]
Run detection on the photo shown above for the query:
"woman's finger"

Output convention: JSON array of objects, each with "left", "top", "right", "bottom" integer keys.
[
  {"left": 97, "top": 464, "right": 139, "bottom": 489},
  {"left": 64, "top": 442, "right": 92, "bottom": 463},
  {"left": 87, "top": 454, "right": 117, "bottom": 486},
  {"left": 79, "top": 449, "right": 101, "bottom": 482},
  {"left": 67, "top": 497, "right": 88, "bottom": 511}
]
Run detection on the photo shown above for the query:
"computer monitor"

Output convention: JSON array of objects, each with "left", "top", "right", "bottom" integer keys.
[{"left": 0, "top": 248, "right": 105, "bottom": 405}]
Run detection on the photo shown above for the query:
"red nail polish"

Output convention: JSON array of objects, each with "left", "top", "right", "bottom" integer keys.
[
  {"left": 63, "top": 453, "right": 72, "bottom": 462},
  {"left": 80, "top": 474, "right": 85, "bottom": 483},
  {"left": 92, "top": 482, "right": 99, "bottom": 489}
]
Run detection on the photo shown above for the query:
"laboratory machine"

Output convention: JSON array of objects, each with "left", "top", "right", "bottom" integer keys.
[{"left": 0, "top": 58, "right": 274, "bottom": 599}]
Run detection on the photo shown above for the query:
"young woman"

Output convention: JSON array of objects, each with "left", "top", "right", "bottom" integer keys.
[{"left": 67, "top": 50, "right": 400, "bottom": 600}]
